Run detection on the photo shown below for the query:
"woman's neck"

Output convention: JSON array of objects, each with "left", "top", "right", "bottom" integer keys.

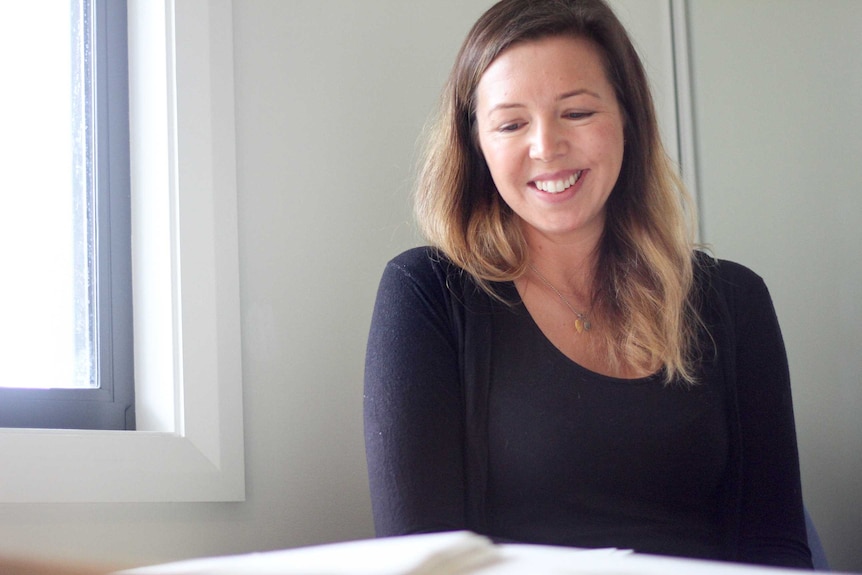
[{"left": 522, "top": 228, "right": 600, "bottom": 297}]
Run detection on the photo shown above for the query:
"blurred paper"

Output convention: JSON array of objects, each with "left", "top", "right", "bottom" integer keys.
[{"left": 118, "top": 531, "right": 499, "bottom": 575}]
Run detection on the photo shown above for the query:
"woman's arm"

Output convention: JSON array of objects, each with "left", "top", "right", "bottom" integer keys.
[
  {"left": 727, "top": 263, "right": 813, "bottom": 568},
  {"left": 363, "top": 250, "right": 468, "bottom": 536}
]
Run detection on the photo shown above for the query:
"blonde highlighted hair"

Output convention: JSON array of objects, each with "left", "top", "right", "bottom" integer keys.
[{"left": 415, "top": 0, "right": 703, "bottom": 383}]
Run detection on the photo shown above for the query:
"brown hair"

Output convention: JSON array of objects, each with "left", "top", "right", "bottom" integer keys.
[{"left": 415, "top": 0, "right": 701, "bottom": 383}]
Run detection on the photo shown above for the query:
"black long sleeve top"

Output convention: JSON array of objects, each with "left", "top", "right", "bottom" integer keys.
[{"left": 364, "top": 247, "right": 812, "bottom": 569}]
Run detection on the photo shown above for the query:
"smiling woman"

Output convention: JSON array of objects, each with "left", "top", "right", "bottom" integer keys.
[
  {"left": 363, "top": 0, "right": 813, "bottom": 569},
  {"left": 475, "top": 35, "right": 625, "bottom": 271},
  {"left": 474, "top": 35, "right": 628, "bottom": 376}
]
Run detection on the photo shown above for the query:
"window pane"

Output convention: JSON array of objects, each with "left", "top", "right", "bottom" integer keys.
[{"left": 0, "top": 2, "right": 94, "bottom": 389}]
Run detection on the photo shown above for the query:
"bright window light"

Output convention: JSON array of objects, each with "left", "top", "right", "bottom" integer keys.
[{"left": 0, "top": 3, "right": 94, "bottom": 390}]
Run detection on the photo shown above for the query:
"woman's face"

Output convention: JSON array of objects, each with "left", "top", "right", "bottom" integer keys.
[{"left": 475, "top": 35, "right": 625, "bottom": 247}]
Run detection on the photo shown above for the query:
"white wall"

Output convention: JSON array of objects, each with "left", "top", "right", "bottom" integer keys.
[{"left": 688, "top": 1, "right": 862, "bottom": 571}]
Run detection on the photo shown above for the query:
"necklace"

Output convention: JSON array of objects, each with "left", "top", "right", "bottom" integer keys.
[{"left": 529, "top": 264, "right": 593, "bottom": 333}]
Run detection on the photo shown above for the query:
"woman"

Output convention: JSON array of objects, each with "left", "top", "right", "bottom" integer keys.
[{"left": 364, "top": 0, "right": 812, "bottom": 568}]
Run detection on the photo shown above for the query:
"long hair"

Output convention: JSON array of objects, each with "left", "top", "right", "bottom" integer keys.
[{"left": 415, "top": 0, "right": 702, "bottom": 383}]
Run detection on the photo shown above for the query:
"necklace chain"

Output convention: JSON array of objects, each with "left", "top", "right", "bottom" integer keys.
[{"left": 529, "top": 264, "right": 593, "bottom": 333}]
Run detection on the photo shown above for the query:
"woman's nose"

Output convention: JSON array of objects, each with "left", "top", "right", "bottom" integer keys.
[{"left": 529, "top": 121, "right": 566, "bottom": 162}]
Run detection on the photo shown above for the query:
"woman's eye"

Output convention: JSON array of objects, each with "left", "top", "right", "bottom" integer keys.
[
  {"left": 499, "top": 122, "right": 522, "bottom": 133},
  {"left": 565, "top": 111, "right": 594, "bottom": 120}
]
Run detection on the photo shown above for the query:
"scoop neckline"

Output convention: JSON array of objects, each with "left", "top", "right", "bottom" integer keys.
[{"left": 499, "top": 280, "right": 662, "bottom": 385}]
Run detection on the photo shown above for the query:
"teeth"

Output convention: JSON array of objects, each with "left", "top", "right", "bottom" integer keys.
[{"left": 535, "top": 171, "right": 581, "bottom": 194}]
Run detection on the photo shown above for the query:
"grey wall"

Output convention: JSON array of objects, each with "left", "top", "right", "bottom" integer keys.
[{"left": 689, "top": 1, "right": 862, "bottom": 571}]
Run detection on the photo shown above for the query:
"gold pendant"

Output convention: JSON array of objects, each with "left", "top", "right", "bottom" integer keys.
[{"left": 575, "top": 319, "right": 584, "bottom": 334}]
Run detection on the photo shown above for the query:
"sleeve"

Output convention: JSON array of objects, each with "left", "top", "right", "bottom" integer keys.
[
  {"left": 727, "top": 265, "right": 813, "bottom": 569},
  {"left": 363, "top": 253, "right": 469, "bottom": 536}
]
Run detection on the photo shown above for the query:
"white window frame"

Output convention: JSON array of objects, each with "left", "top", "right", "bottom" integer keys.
[{"left": 0, "top": 0, "right": 244, "bottom": 502}]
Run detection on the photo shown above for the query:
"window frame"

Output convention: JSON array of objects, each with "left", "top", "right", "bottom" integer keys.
[
  {"left": 0, "top": 0, "right": 135, "bottom": 431},
  {"left": 0, "top": 0, "right": 244, "bottom": 503}
]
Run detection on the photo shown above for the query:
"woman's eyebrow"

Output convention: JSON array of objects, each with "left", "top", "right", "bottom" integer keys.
[
  {"left": 558, "top": 88, "right": 602, "bottom": 101},
  {"left": 484, "top": 88, "right": 603, "bottom": 117}
]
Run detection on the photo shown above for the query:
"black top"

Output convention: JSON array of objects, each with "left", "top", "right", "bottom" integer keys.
[
  {"left": 363, "top": 247, "right": 813, "bottom": 569},
  {"left": 487, "top": 284, "right": 728, "bottom": 558}
]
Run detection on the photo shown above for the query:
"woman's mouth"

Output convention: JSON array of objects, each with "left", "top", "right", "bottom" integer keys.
[{"left": 533, "top": 170, "right": 583, "bottom": 194}]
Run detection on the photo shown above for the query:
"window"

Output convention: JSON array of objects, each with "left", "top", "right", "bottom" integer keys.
[
  {"left": 0, "top": 0, "right": 134, "bottom": 430},
  {"left": 0, "top": 0, "right": 244, "bottom": 502}
]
